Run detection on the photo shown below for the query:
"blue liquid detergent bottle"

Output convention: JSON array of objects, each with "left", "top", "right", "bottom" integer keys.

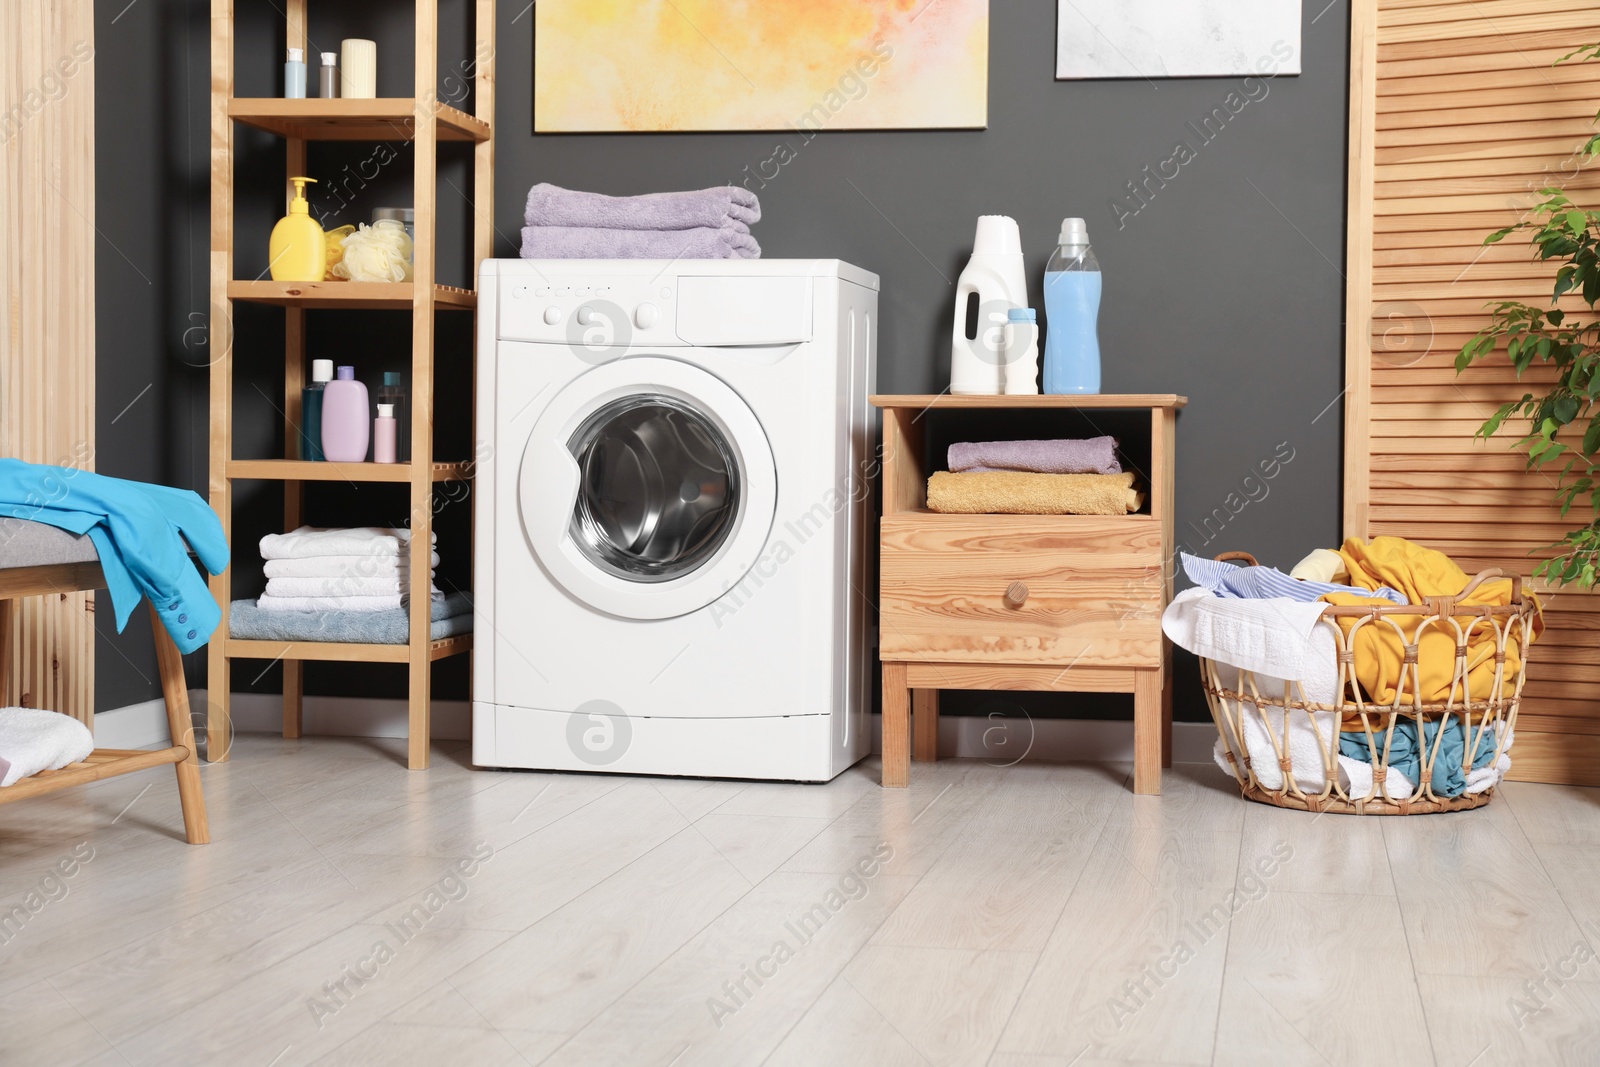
[{"left": 1043, "top": 217, "right": 1102, "bottom": 394}]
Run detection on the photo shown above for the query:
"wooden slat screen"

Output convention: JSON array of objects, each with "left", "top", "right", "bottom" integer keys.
[{"left": 1346, "top": 0, "right": 1600, "bottom": 784}]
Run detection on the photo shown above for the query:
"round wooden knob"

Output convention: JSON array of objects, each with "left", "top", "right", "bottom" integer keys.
[{"left": 1004, "top": 581, "right": 1029, "bottom": 609}]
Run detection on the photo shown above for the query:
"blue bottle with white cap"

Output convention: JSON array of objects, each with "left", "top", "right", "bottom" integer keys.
[{"left": 1042, "top": 218, "right": 1102, "bottom": 394}]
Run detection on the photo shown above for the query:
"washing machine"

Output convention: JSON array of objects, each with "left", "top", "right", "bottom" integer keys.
[{"left": 473, "top": 259, "right": 878, "bottom": 781}]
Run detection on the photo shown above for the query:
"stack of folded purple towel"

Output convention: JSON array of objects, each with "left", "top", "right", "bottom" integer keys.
[
  {"left": 948, "top": 436, "right": 1122, "bottom": 475},
  {"left": 520, "top": 183, "right": 762, "bottom": 260}
]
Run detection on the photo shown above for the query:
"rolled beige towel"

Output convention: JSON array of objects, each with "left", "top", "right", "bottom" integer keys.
[{"left": 926, "top": 470, "right": 1142, "bottom": 516}]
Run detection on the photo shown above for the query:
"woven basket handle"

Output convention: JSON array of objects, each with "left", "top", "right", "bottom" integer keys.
[
  {"left": 1455, "top": 568, "right": 1505, "bottom": 602},
  {"left": 1212, "top": 551, "right": 1259, "bottom": 567}
]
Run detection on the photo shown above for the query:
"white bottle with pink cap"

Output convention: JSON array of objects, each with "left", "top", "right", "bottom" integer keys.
[{"left": 320, "top": 366, "right": 370, "bottom": 462}]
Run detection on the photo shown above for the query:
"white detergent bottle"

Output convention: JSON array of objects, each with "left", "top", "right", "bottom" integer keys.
[{"left": 951, "top": 215, "right": 1029, "bottom": 395}]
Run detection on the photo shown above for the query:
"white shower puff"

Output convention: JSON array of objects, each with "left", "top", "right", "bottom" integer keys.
[{"left": 331, "top": 219, "right": 414, "bottom": 283}]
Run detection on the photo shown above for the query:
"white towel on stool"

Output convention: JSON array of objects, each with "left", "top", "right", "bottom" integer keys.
[
  {"left": 263, "top": 554, "right": 438, "bottom": 578},
  {"left": 0, "top": 708, "right": 94, "bottom": 788},
  {"left": 259, "top": 526, "right": 437, "bottom": 560}
]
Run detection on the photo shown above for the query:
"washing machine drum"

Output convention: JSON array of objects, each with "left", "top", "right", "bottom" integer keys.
[{"left": 519, "top": 357, "right": 777, "bottom": 620}]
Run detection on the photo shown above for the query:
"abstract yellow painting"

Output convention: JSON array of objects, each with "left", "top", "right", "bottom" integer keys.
[{"left": 535, "top": 0, "right": 989, "bottom": 132}]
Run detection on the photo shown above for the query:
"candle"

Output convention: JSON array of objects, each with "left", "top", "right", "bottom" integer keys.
[{"left": 340, "top": 39, "right": 377, "bottom": 99}]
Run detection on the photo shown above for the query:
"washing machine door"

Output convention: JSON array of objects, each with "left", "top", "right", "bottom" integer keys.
[{"left": 519, "top": 356, "right": 777, "bottom": 620}]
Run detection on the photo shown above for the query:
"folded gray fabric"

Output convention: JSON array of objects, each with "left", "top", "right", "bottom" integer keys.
[
  {"left": 948, "top": 437, "right": 1121, "bottom": 476},
  {"left": 0, "top": 519, "right": 99, "bottom": 567},
  {"left": 524, "top": 182, "right": 761, "bottom": 231},
  {"left": 518, "top": 227, "right": 755, "bottom": 262},
  {"left": 521, "top": 225, "right": 760, "bottom": 261},
  {"left": 228, "top": 592, "right": 473, "bottom": 644}
]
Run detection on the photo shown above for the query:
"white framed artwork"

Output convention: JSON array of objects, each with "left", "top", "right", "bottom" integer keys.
[{"left": 1056, "top": 0, "right": 1301, "bottom": 79}]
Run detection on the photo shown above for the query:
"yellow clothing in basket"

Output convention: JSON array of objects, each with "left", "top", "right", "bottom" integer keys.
[{"left": 1320, "top": 536, "right": 1540, "bottom": 709}]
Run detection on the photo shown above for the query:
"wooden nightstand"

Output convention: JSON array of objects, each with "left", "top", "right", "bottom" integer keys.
[{"left": 871, "top": 394, "right": 1186, "bottom": 794}]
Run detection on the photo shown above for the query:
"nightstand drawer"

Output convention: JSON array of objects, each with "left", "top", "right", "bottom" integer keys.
[{"left": 878, "top": 515, "right": 1164, "bottom": 666}]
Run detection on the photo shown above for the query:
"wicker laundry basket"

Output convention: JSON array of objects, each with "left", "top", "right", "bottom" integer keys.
[{"left": 1200, "top": 552, "right": 1539, "bottom": 815}]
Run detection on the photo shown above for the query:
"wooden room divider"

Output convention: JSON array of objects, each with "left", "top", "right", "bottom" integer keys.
[
  {"left": 0, "top": 4, "right": 96, "bottom": 724},
  {"left": 1345, "top": 0, "right": 1600, "bottom": 784}
]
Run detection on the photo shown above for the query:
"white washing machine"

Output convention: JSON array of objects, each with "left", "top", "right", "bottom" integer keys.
[{"left": 474, "top": 259, "right": 878, "bottom": 781}]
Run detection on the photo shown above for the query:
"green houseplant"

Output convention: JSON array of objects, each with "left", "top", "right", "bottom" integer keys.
[{"left": 1456, "top": 44, "right": 1600, "bottom": 589}]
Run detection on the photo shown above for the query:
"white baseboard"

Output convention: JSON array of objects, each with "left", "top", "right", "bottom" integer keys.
[
  {"left": 94, "top": 691, "right": 471, "bottom": 748},
  {"left": 95, "top": 694, "right": 1217, "bottom": 765}
]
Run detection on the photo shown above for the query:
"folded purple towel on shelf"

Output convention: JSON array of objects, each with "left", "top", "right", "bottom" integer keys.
[
  {"left": 520, "top": 225, "right": 761, "bottom": 261},
  {"left": 948, "top": 437, "right": 1121, "bottom": 476},
  {"left": 524, "top": 183, "right": 762, "bottom": 231}
]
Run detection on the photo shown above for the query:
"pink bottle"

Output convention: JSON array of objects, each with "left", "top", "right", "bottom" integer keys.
[
  {"left": 320, "top": 366, "right": 370, "bottom": 462},
  {"left": 373, "top": 403, "right": 397, "bottom": 463}
]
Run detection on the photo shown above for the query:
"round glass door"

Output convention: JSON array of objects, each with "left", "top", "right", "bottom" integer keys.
[
  {"left": 568, "top": 395, "right": 740, "bottom": 583},
  {"left": 518, "top": 356, "right": 778, "bottom": 621}
]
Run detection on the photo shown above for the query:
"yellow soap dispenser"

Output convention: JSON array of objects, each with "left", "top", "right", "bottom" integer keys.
[{"left": 269, "top": 177, "right": 327, "bottom": 282}]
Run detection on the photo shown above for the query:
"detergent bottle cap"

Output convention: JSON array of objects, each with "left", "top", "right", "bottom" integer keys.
[
  {"left": 1007, "top": 307, "right": 1037, "bottom": 323},
  {"left": 972, "top": 215, "right": 1022, "bottom": 256},
  {"left": 336, "top": 365, "right": 355, "bottom": 381},
  {"left": 287, "top": 47, "right": 305, "bottom": 62},
  {"left": 377, "top": 404, "right": 394, "bottom": 418},
  {"left": 1058, "top": 217, "right": 1090, "bottom": 247},
  {"left": 287, "top": 176, "right": 317, "bottom": 215},
  {"left": 311, "top": 359, "right": 334, "bottom": 382}
]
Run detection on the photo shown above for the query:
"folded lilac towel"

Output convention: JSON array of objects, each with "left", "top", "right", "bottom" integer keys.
[
  {"left": 524, "top": 183, "right": 762, "bottom": 231},
  {"left": 520, "top": 225, "right": 761, "bottom": 261},
  {"left": 948, "top": 437, "right": 1121, "bottom": 476}
]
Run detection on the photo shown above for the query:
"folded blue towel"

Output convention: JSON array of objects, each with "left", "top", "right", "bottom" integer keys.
[
  {"left": 523, "top": 182, "right": 761, "bottom": 231},
  {"left": 228, "top": 592, "right": 473, "bottom": 644}
]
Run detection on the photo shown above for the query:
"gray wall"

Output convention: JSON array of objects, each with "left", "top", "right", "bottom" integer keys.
[{"left": 93, "top": 1, "right": 1350, "bottom": 724}]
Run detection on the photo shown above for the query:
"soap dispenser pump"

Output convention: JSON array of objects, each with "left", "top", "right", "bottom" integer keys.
[{"left": 269, "top": 176, "right": 327, "bottom": 282}]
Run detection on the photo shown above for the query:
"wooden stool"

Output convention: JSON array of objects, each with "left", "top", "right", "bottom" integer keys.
[{"left": 0, "top": 522, "right": 209, "bottom": 843}]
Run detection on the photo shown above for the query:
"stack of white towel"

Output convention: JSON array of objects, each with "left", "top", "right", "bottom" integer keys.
[{"left": 257, "top": 526, "right": 441, "bottom": 613}]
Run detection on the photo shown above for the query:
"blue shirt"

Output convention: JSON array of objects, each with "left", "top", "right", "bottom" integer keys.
[
  {"left": 0, "top": 460, "right": 229, "bottom": 654},
  {"left": 1181, "top": 552, "right": 1408, "bottom": 606}
]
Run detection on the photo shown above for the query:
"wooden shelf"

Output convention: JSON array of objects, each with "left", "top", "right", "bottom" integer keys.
[
  {"left": 229, "top": 98, "right": 491, "bottom": 142},
  {"left": 226, "top": 634, "right": 472, "bottom": 664},
  {"left": 871, "top": 394, "right": 1188, "bottom": 410},
  {"left": 228, "top": 280, "right": 476, "bottom": 310},
  {"left": 211, "top": 1, "right": 495, "bottom": 771},
  {"left": 226, "top": 459, "right": 472, "bottom": 483}
]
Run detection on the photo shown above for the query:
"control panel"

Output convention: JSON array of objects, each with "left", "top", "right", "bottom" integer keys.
[
  {"left": 499, "top": 278, "right": 684, "bottom": 347},
  {"left": 497, "top": 273, "right": 813, "bottom": 348}
]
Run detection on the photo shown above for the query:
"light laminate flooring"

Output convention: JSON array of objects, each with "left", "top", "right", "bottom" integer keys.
[{"left": 2, "top": 734, "right": 1598, "bottom": 1065}]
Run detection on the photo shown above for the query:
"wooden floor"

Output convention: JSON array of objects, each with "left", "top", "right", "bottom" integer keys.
[{"left": 2, "top": 735, "right": 1598, "bottom": 1065}]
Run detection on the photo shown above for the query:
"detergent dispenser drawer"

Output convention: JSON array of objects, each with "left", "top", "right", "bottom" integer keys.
[{"left": 676, "top": 276, "right": 812, "bottom": 347}]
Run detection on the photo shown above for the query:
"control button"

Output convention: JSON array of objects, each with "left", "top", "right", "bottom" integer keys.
[
  {"left": 512, "top": 285, "right": 527, "bottom": 300},
  {"left": 543, "top": 306, "right": 563, "bottom": 326},
  {"left": 576, "top": 306, "right": 598, "bottom": 326},
  {"left": 660, "top": 287, "right": 673, "bottom": 299},
  {"left": 634, "top": 302, "right": 660, "bottom": 329}
]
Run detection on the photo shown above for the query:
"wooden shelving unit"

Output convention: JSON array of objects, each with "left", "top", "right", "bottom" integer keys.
[{"left": 208, "top": 0, "right": 495, "bottom": 770}]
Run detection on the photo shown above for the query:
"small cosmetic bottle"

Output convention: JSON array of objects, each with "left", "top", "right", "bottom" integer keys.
[
  {"left": 318, "top": 52, "right": 340, "bottom": 98},
  {"left": 373, "top": 404, "right": 398, "bottom": 464},
  {"left": 285, "top": 47, "right": 307, "bottom": 99}
]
